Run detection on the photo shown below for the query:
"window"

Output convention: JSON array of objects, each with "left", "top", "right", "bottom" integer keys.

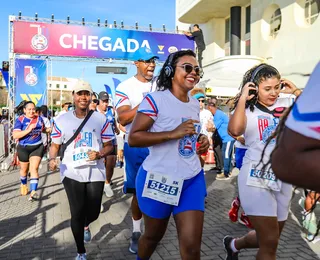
[
  {"left": 246, "top": 6, "right": 251, "bottom": 34},
  {"left": 49, "top": 84, "right": 52, "bottom": 88},
  {"left": 64, "top": 85, "right": 67, "bottom": 89},
  {"left": 225, "top": 18, "right": 230, "bottom": 43},
  {"left": 56, "top": 84, "right": 60, "bottom": 89},
  {"left": 270, "top": 8, "right": 282, "bottom": 38},
  {"left": 305, "top": 0, "right": 320, "bottom": 24}
]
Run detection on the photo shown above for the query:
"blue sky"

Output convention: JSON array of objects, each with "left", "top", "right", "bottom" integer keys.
[{"left": 0, "top": 0, "right": 176, "bottom": 93}]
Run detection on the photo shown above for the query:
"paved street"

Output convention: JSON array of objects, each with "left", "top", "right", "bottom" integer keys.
[{"left": 0, "top": 163, "right": 319, "bottom": 260}]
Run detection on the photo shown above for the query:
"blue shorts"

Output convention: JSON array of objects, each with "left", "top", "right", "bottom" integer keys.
[
  {"left": 123, "top": 142, "right": 149, "bottom": 194},
  {"left": 235, "top": 147, "right": 247, "bottom": 169},
  {"left": 136, "top": 167, "right": 207, "bottom": 219}
]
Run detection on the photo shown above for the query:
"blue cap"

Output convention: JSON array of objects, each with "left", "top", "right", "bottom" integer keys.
[{"left": 136, "top": 47, "right": 159, "bottom": 61}]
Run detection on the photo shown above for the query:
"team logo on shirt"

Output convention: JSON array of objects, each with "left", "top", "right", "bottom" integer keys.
[
  {"left": 74, "top": 130, "right": 93, "bottom": 148},
  {"left": 258, "top": 116, "right": 279, "bottom": 144},
  {"left": 178, "top": 119, "right": 201, "bottom": 158}
]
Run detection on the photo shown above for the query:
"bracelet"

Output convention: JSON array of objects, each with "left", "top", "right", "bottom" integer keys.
[{"left": 292, "top": 89, "right": 302, "bottom": 96}]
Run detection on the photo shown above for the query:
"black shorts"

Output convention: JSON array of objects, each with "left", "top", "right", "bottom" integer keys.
[{"left": 17, "top": 144, "right": 44, "bottom": 162}]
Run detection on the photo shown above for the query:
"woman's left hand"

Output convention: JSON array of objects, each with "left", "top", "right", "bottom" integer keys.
[
  {"left": 197, "top": 135, "right": 210, "bottom": 155},
  {"left": 87, "top": 150, "right": 100, "bottom": 161},
  {"left": 280, "top": 79, "right": 299, "bottom": 95}
]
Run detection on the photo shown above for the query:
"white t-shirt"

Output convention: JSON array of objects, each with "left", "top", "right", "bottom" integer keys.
[
  {"left": 286, "top": 62, "right": 320, "bottom": 140},
  {"left": 115, "top": 76, "right": 157, "bottom": 140},
  {"left": 200, "top": 109, "right": 213, "bottom": 137},
  {"left": 41, "top": 116, "right": 51, "bottom": 146},
  {"left": 138, "top": 90, "right": 202, "bottom": 180},
  {"left": 243, "top": 98, "right": 293, "bottom": 165},
  {"left": 51, "top": 111, "right": 115, "bottom": 182}
]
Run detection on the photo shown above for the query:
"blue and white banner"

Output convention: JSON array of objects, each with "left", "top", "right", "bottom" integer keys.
[{"left": 15, "top": 59, "right": 47, "bottom": 106}]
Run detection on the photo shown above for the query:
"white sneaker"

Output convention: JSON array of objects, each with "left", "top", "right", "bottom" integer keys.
[{"left": 104, "top": 183, "right": 114, "bottom": 198}]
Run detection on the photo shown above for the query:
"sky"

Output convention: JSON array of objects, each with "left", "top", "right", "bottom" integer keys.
[{"left": 0, "top": 0, "right": 176, "bottom": 93}]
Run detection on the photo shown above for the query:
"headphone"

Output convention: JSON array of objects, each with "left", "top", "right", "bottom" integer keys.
[{"left": 164, "top": 53, "right": 176, "bottom": 78}]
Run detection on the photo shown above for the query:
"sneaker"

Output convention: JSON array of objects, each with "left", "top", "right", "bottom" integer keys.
[
  {"left": 223, "top": 235, "right": 239, "bottom": 260},
  {"left": 239, "top": 213, "right": 254, "bottom": 229},
  {"left": 303, "top": 212, "right": 318, "bottom": 235},
  {"left": 228, "top": 197, "right": 240, "bottom": 222},
  {"left": 84, "top": 228, "right": 91, "bottom": 243},
  {"left": 129, "top": 232, "right": 141, "bottom": 254},
  {"left": 216, "top": 173, "right": 230, "bottom": 180},
  {"left": 20, "top": 184, "right": 29, "bottom": 196},
  {"left": 75, "top": 253, "right": 87, "bottom": 260},
  {"left": 104, "top": 183, "right": 114, "bottom": 198},
  {"left": 28, "top": 190, "right": 38, "bottom": 201}
]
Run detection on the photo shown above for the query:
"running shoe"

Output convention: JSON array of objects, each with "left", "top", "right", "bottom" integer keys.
[
  {"left": 238, "top": 212, "right": 254, "bottom": 229},
  {"left": 75, "top": 253, "right": 87, "bottom": 260},
  {"left": 303, "top": 212, "right": 318, "bottom": 235},
  {"left": 228, "top": 197, "right": 240, "bottom": 222},
  {"left": 20, "top": 184, "right": 29, "bottom": 196},
  {"left": 28, "top": 190, "right": 38, "bottom": 201},
  {"left": 84, "top": 228, "right": 91, "bottom": 243},
  {"left": 216, "top": 173, "right": 230, "bottom": 180},
  {"left": 223, "top": 235, "right": 239, "bottom": 260},
  {"left": 129, "top": 232, "right": 141, "bottom": 254},
  {"left": 104, "top": 183, "right": 114, "bottom": 198}
]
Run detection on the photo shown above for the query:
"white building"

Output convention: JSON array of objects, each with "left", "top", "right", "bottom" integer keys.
[
  {"left": 47, "top": 77, "right": 87, "bottom": 106},
  {"left": 176, "top": 0, "right": 320, "bottom": 97}
]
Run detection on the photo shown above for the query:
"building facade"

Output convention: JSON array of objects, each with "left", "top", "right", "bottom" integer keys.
[{"left": 176, "top": 0, "right": 320, "bottom": 97}]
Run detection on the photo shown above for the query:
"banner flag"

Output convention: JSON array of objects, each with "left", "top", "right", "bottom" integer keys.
[
  {"left": 15, "top": 59, "right": 47, "bottom": 106},
  {"left": 13, "top": 21, "right": 194, "bottom": 61}
]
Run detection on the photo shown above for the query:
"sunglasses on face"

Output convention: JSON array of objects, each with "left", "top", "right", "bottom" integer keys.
[
  {"left": 92, "top": 99, "right": 99, "bottom": 104},
  {"left": 198, "top": 99, "right": 206, "bottom": 103},
  {"left": 177, "top": 64, "right": 201, "bottom": 76},
  {"left": 139, "top": 58, "right": 157, "bottom": 64}
]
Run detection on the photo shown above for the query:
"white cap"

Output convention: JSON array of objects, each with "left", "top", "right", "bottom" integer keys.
[{"left": 73, "top": 80, "right": 93, "bottom": 94}]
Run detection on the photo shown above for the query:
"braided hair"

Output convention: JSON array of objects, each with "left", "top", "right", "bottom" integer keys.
[
  {"left": 232, "top": 63, "right": 281, "bottom": 112},
  {"left": 157, "top": 50, "right": 197, "bottom": 91}
]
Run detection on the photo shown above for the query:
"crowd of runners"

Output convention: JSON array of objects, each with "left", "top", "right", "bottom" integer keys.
[{"left": 11, "top": 46, "right": 320, "bottom": 260}]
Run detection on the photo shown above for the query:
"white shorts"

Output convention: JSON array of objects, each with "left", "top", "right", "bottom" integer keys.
[{"left": 238, "top": 162, "right": 292, "bottom": 221}]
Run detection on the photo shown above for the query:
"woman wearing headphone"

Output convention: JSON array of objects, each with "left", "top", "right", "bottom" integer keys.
[
  {"left": 223, "top": 64, "right": 301, "bottom": 260},
  {"left": 129, "top": 50, "right": 209, "bottom": 260},
  {"left": 13, "top": 101, "right": 50, "bottom": 201}
]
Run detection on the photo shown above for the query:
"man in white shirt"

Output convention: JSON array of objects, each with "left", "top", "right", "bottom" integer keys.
[{"left": 116, "top": 47, "right": 158, "bottom": 254}]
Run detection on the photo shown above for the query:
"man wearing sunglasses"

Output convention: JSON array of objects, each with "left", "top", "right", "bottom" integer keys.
[
  {"left": 97, "top": 91, "right": 120, "bottom": 198},
  {"left": 115, "top": 47, "right": 159, "bottom": 254}
]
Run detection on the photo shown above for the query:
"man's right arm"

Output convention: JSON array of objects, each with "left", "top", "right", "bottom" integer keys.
[{"left": 117, "top": 105, "right": 139, "bottom": 126}]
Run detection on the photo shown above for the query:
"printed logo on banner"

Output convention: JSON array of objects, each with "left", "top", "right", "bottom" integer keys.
[
  {"left": 24, "top": 66, "right": 38, "bottom": 86},
  {"left": 30, "top": 24, "right": 49, "bottom": 52},
  {"left": 168, "top": 46, "right": 178, "bottom": 53},
  {"left": 20, "top": 94, "right": 43, "bottom": 106},
  {"left": 157, "top": 45, "right": 165, "bottom": 54}
]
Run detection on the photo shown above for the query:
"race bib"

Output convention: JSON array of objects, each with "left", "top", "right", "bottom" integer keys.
[
  {"left": 72, "top": 147, "right": 97, "bottom": 168},
  {"left": 142, "top": 172, "right": 183, "bottom": 206},
  {"left": 246, "top": 163, "right": 282, "bottom": 191}
]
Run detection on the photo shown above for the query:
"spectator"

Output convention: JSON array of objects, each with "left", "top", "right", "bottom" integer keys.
[
  {"left": 184, "top": 24, "right": 206, "bottom": 68},
  {"left": 207, "top": 99, "right": 235, "bottom": 180}
]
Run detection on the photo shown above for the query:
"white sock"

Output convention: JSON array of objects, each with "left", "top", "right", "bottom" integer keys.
[
  {"left": 132, "top": 217, "right": 142, "bottom": 233},
  {"left": 230, "top": 239, "right": 238, "bottom": 253}
]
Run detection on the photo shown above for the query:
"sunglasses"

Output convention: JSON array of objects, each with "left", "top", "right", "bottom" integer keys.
[
  {"left": 177, "top": 64, "right": 201, "bottom": 76},
  {"left": 92, "top": 99, "right": 99, "bottom": 104},
  {"left": 139, "top": 58, "right": 157, "bottom": 64},
  {"left": 198, "top": 99, "right": 206, "bottom": 103}
]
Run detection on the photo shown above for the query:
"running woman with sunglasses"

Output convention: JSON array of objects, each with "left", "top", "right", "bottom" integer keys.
[
  {"left": 129, "top": 50, "right": 209, "bottom": 260},
  {"left": 223, "top": 64, "right": 301, "bottom": 260},
  {"left": 115, "top": 47, "right": 159, "bottom": 254},
  {"left": 13, "top": 101, "right": 50, "bottom": 201}
]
